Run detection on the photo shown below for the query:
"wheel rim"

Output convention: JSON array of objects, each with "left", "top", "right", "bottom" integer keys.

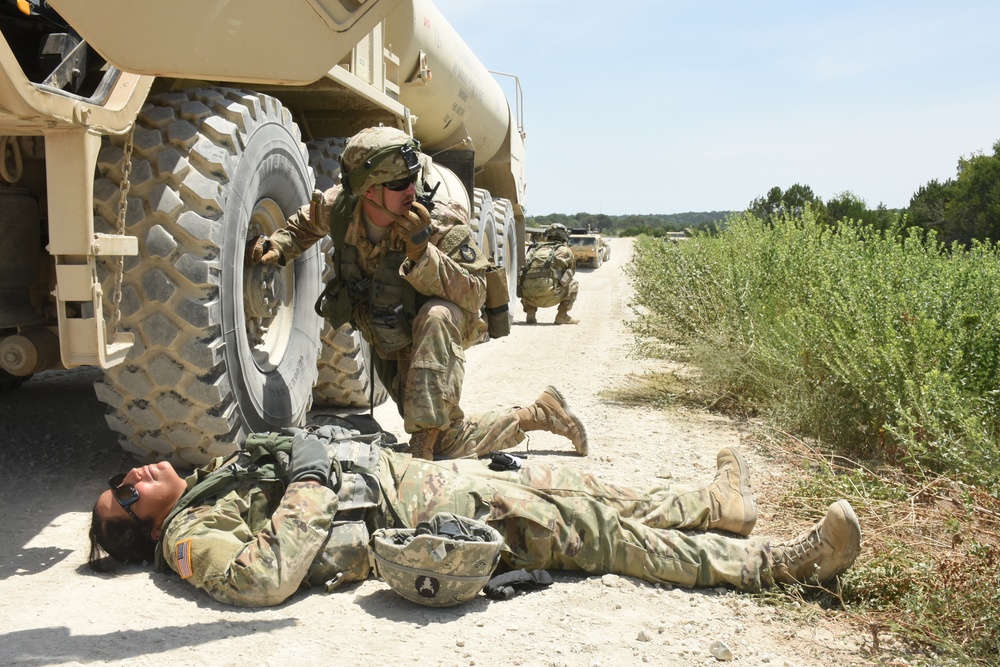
[{"left": 243, "top": 197, "right": 294, "bottom": 369}]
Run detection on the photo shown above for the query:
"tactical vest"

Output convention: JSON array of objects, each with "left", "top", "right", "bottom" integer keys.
[
  {"left": 154, "top": 425, "right": 398, "bottom": 591},
  {"left": 519, "top": 242, "right": 563, "bottom": 300},
  {"left": 315, "top": 192, "right": 423, "bottom": 356}
]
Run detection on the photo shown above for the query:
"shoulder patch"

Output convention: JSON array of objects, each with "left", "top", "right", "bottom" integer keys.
[
  {"left": 176, "top": 538, "right": 194, "bottom": 579},
  {"left": 459, "top": 244, "right": 477, "bottom": 262}
]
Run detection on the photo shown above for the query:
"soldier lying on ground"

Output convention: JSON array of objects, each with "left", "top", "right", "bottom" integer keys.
[{"left": 89, "top": 426, "right": 861, "bottom": 608}]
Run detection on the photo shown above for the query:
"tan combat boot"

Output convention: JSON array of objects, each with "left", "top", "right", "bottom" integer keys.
[
  {"left": 515, "top": 386, "right": 588, "bottom": 455},
  {"left": 554, "top": 306, "right": 578, "bottom": 325},
  {"left": 707, "top": 447, "right": 757, "bottom": 536},
  {"left": 524, "top": 307, "right": 537, "bottom": 324},
  {"left": 405, "top": 428, "right": 441, "bottom": 460},
  {"left": 767, "top": 500, "right": 862, "bottom": 585}
]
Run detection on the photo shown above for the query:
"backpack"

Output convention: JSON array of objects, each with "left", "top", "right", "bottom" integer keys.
[{"left": 518, "top": 242, "right": 562, "bottom": 300}]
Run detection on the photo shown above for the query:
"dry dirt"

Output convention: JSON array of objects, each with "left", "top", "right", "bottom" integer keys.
[{"left": 0, "top": 238, "right": 877, "bottom": 666}]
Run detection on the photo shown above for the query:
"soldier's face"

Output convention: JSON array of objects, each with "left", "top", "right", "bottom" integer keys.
[
  {"left": 97, "top": 462, "right": 187, "bottom": 537},
  {"left": 368, "top": 180, "right": 416, "bottom": 218}
]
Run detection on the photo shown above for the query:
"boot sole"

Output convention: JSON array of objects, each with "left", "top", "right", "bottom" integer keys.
[
  {"left": 718, "top": 447, "right": 757, "bottom": 536},
  {"left": 545, "top": 385, "right": 588, "bottom": 456},
  {"left": 828, "top": 500, "right": 862, "bottom": 569}
]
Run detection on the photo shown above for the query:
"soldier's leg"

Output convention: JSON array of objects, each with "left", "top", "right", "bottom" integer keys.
[
  {"left": 403, "top": 300, "right": 466, "bottom": 435},
  {"left": 487, "top": 485, "right": 768, "bottom": 590},
  {"left": 521, "top": 300, "right": 537, "bottom": 324},
  {"left": 433, "top": 410, "right": 526, "bottom": 459},
  {"left": 431, "top": 386, "right": 590, "bottom": 459},
  {"left": 456, "top": 447, "right": 754, "bottom": 535}
]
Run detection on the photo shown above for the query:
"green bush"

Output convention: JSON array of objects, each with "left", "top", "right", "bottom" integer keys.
[{"left": 626, "top": 210, "right": 1000, "bottom": 485}]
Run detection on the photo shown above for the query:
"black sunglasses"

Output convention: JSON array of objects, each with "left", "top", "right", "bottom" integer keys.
[
  {"left": 108, "top": 473, "right": 147, "bottom": 531},
  {"left": 383, "top": 172, "right": 418, "bottom": 191}
]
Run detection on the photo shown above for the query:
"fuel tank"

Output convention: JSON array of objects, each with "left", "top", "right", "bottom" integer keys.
[
  {"left": 386, "top": 0, "right": 510, "bottom": 168},
  {"left": 45, "top": 0, "right": 406, "bottom": 85}
]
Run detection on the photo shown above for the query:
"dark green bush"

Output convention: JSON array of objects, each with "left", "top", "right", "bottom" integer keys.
[{"left": 626, "top": 210, "right": 1000, "bottom": 486}]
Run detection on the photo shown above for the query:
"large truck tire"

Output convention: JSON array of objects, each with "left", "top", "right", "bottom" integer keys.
[
  {"left": 492, "top": 198, "right": 520, "bottom": 303},
  {"left": 93, "top": 88, "right": 323, "bottom": 465},
  {"left": 305, "top": 138, "right": 388, "bottom": 409}
]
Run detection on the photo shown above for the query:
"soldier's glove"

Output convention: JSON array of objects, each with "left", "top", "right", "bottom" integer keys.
[
  {"left": 483, "top": 569, "right": 553, "bottom": 600},
  {"left": 246, "top": 235, "right": 282, "bottom": 266},
  {"left": 397, "top": 201, "right": 433, "bottom": 262},
  {"left": 288, "top": 432, "right": 335, "bottom": 486}
]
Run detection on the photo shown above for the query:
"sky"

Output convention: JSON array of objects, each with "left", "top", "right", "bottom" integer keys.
[{"left": 431, "top": 0, "right": 1000, "bottom": 216}]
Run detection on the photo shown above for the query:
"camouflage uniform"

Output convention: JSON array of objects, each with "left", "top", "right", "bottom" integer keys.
[
  {"left": 267, "top": 128, "right": 525, "bottom": 459},
  {"left": 161, "top": 445, "right": 768, "bottom": 607},
  {"left": 519, "top": 241, "right": 579, "bottom": 313}
]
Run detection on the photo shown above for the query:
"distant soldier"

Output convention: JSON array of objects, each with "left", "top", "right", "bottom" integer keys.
[{"left": 518, "top": 223, "right": 579, "bottom": 325}]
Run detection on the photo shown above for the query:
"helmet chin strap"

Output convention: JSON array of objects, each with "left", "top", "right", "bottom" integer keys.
[{"left": 363, "top": 187, "right": 412, "bottom": 226}]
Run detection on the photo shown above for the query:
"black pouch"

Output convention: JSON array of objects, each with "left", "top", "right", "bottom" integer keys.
[
  {"left": 315, "top": 281, "right": 353, "bottom": 329},
  {"left": 486, "top": 451, "right": 522, "bottom": 472},
  {"left": 483, "top": 264, "right": 511, "bottom": 338}
]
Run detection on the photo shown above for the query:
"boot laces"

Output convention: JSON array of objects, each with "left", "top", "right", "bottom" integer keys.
[{"left": 775, "top": 526, "right": 823, "bottom": 566}]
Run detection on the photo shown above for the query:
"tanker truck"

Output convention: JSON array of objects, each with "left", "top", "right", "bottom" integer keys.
[{"left": 0, "top": 0, "right": 526, "bottom": 464}]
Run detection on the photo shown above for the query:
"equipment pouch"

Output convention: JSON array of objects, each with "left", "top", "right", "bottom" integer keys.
[
  {"left": 370, "top": 305, "right": 412, "bottom": 354},
  {"left": 483, "top": 264, "right": 511, "bottom": 339},
  {"left": 315, "top": 281, "right": 353, "bottom": 329},
  {"left": 307, "top": 520, "right": 372, "bottom": 590}
]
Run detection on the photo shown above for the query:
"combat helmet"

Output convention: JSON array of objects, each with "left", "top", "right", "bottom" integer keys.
[
  {"left": 340, "top": 126, "right": 421, "bottom": 195},
  {"left": 370, "top": 512, "right": 504, "bottom": 607},
  {"left": 545, "top": 223, "right": 570, "bottom": 243}
]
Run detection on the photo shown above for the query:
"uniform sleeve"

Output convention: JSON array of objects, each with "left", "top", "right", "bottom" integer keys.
[
  {"left": 161, "top": 482, "right": 338, "bottom": 607},
  {"left": 555, "top": 245, "right": 577, "bottom": 275},
  {"left": 268, "top": 188, "right": 339, "bottom": 264},
  {"left": 400, "top": 201, "right": 488, "bottom": 313}
]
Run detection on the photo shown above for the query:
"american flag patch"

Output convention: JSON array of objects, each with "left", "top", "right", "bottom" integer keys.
[{"left": 176, "top": 539, "right": 194, "bottom": 579}]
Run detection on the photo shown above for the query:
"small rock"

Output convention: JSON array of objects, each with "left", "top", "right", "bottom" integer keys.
[
  {"left": 637, "top": 630, "right": 653, "bottom": 642},
  {"left": 709, "top": 640, "right": 733, "bottom": 661}
]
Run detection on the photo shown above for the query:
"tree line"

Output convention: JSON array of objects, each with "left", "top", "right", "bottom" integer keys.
[
  {"left": 530, "top": 138, "right": 1000, "bottom": 246},
  {"left": 525, "top": 211, "right": 731, "bottom": 238}
]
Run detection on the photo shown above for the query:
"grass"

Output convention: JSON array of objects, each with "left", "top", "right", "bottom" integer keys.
[{"left": 621, "top": 212, "right": 1000, "bottom": 665}]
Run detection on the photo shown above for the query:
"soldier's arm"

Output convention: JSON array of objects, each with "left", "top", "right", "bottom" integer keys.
[
  {"left": 161, "top": 483, "right": 337, "bottom": 607},
  {"left": 268, "top": 188, "right": 337, "bottom": 265},
  {"left": 401, "top": 201, "right": 488, "bottom": 312},
  {"left": 555, "top": 245, "right": 577, "bottom": 275}
]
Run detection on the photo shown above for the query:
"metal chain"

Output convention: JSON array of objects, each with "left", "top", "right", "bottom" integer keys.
[{"left": 108, "top": 124, "right": 134, "bottom": 338}]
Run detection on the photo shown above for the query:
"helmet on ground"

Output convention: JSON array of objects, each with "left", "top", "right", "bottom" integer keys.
[
  {"left": 545, "top": 223, "right": 569, "bottom": 243},
  {"left": 370, "top": 512, "right": 504, "bottom": 607},
  {"left": 340, "top": 126, "right": 421, "bottom": 195}
]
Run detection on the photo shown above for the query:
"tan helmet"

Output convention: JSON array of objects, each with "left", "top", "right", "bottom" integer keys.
[
  {"left": 545, "top": 223, "right": 569, "bottom": 243},
  {"left": 340, "top": 126, "right": 421, "bottom": 195},
  {"left": 370, "top": 512, "right": 504, "bottom": 607}
]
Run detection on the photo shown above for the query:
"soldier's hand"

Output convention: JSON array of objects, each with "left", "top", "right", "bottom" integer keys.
[
  {"left": 246, "top": 235, "right": 282, "bottom": 266},
  {"left": 398, "top": 201, "right": 433, "bottom": 262},
  {"left": 288, "top": 432, "right": 334, "bottom": 486}
]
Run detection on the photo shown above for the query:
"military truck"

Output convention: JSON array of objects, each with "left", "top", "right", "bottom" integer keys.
[
  {"left": 0, "top": 0, "right": 526, "bottom": 464},
  {"left": 568, "top": 229, "right": 607, "bottom": 268}
]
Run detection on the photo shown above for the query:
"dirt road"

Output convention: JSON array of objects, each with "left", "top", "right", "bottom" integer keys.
[{"left": 0, "top": 238, "right": 870, "bottom": 666}]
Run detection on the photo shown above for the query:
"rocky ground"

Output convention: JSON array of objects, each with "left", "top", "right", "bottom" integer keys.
[{"left": 0, "top": 238, "right": 882, "bottom": 666}]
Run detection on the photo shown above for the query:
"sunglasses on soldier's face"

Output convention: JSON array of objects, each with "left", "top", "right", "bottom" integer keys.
[
  {"left": 383, "top": 173, "right": 418, "bottom": 191},
  {"left": 108, "top": 473, "right": 146, "bottom": 530}
]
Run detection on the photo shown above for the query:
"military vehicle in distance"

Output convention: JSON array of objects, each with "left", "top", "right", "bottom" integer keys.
[
  {"left": 0, "top": 0, "right": 526, "bottom": 464},
  {"left": 568, "top": 228, "right": 609, "bottom": 268}
]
